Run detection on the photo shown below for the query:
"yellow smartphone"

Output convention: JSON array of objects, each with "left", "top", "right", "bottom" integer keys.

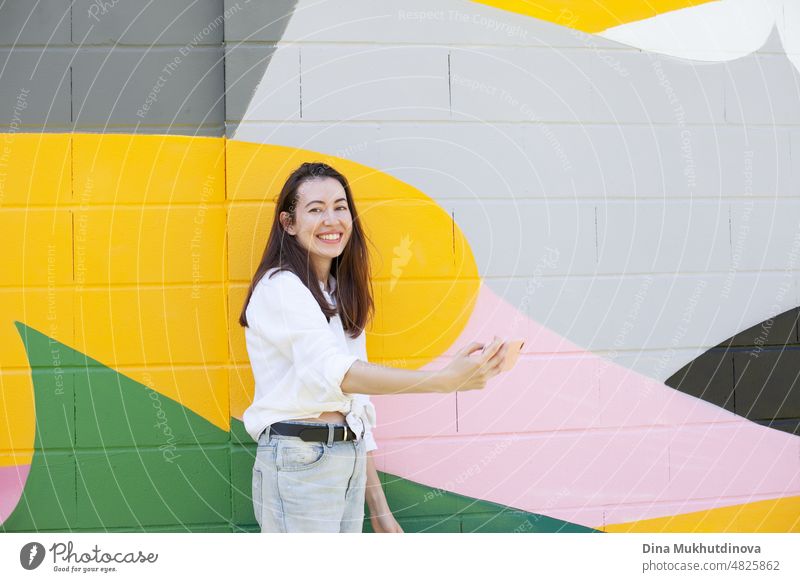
[{"left": 500, "top": 339, "right": 525, "bottom": 372}]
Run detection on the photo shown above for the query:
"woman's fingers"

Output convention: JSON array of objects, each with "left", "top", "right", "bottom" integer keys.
[
  {"left": 458, "top": 341, "right": 485, "bottom": 358},
  {"left": 449, "top": 337, "right": 510, "bottom": 392},
  {"left": 479, "top": 338, "right": 504, "bottom": 363},
  {"left": 483, "top": 341, "right": 506, "bottom": 367},
  {"left": 485, "top": 343, "right": 508, "bottom": 377}
]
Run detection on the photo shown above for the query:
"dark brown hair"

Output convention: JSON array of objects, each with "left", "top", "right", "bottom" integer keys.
[{"left": 238, "top": 162, "right": 374, "bottom": 339}]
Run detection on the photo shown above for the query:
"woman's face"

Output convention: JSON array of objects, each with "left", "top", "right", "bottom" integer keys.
[{"left": 281, "top": 177, "right": 353, "bottom": 271}]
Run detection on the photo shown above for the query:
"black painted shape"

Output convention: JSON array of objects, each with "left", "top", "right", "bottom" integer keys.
[{"left": 665, "top": 307, "right": 800, "bottom": 436}]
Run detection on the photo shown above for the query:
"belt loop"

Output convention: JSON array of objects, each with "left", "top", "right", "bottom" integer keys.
[{"left": 326, "top": 423, "right": 334, "bottom": 447}]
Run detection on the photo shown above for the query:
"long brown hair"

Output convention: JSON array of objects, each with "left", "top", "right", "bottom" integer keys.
[{"left": 238, "top": 162, "right": 374, "bottom": 339}]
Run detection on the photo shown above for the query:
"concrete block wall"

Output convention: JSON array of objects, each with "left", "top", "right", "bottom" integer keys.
[
  {"left": 1, "top": 0, "right": 799, "bottom": 533},
  {"left": 0, "top": 0, "right": 226, "bottom": 135},
  {"left": 229, "top": 0, "right": 800, "bottom": 531}
]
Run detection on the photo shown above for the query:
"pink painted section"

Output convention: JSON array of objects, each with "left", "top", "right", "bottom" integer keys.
[
  {"left": 0, "top": 464, "right": 30, "bottom": 525},
  {"left": 372, "top": 282, "right": 800, "bottom": 528},
  {"left": 370, "top": 392, "right": 457, "bottom": 439}
]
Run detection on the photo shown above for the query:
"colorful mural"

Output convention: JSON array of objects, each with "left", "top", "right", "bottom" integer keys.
[{"left": 1, "top": 0, "right": 798, "bottom": 533}]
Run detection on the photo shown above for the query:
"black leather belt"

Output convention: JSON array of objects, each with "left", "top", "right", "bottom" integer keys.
[{"left": 267, "top": 421, "right": 357, "bottom": 443}]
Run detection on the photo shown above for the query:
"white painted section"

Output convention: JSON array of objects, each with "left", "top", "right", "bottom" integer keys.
[
  {"left": 599, "top": 0, "right": 776, "bottom": 61},
  {"left": 239, "top": 45, "right": 301, "bottom": 121}
]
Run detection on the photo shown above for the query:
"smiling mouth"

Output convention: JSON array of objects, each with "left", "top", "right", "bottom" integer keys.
[{"left": 316, "top": 233, "right": 343, "bottom": 242}]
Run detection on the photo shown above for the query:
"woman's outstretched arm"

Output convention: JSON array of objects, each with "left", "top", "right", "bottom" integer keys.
[{"left": 340, "top": 338, "right": 507, "bottom": 396}]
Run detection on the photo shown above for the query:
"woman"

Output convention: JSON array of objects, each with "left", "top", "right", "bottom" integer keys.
[{"left": 239, "top": 162, "right": 507, "bottom": 533}]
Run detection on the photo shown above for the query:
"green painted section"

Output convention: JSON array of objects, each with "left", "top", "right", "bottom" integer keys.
[
  {"left": 2, "top": 322, "right": 247, "bottom": 531},
  {"left": 3, "top": 322, "right": 599, "bottom": 533},
  {"left": 75, "top": 365, "right": 228, "bottom": 447},
  {"left": 2, "top": 324, "right": 77, "bottom": 530},
  {"left": 380, "top": 472, "right": 600, "bottom": 533}
]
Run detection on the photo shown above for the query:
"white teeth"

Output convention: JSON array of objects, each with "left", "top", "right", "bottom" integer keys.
[{"left": 317, "top": 234, "right": 341, "bottom": 241}]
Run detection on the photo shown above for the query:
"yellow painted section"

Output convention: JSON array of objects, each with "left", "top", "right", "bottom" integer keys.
[
  {"left": 377, "top": 279, "right": 479, "bottom": 361},
  {"left": 0, "top": 210, "right": 73, "bottom": 286},
  {"left": 0, "top": 288, "right": 74, "bottom": 369},
  {"left": 72, "top": 286, "right": 229, "bottom": 432},
  {"left": 72, "top": 134, "right": 225, "bottom": 204},
  {"left": 0, "top": 374, "right": 35, "bottom": 466},
  {"left": 227, "top": 202, "right": 276, "bottom": 282},
  {"left": 0, "top": 133, "right": 71, "bottom": 206},
  {"left": 604, "top": 496, "right": 800, "bottom": 532},
  {"left": 470, "top": 0, "right": 717, "bottom": 33},
  {"left": 228, "top": 365, "right": 254, "bottom": 422},
  {"left": 76, "top": 206, "right": 226, "bottom": 284},
  {"left": 359, "top": 199, "right": 474, "bottom": 281},
  {"left": 0, "top": 454, "right": 32, "bottom": 472},
  {"left": 225, "top": 141, "right": 480, "bottom": 375},
  {"left": 228, "top": 285, "right": 249, "bottom": 366},
  {"left": 3, "top": 134, "right": 479, "bottom": 456},
  {"left": 74, "top": 286, "right": 228, "bottom": 368}
]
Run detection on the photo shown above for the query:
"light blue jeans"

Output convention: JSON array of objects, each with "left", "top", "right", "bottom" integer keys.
[{"left": 252, "top": 422, "right": 367, "bottom": 532}]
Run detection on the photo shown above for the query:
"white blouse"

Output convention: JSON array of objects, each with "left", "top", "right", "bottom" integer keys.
[{"left": 242, "top": 267, "right": 377, "bottom": 451}]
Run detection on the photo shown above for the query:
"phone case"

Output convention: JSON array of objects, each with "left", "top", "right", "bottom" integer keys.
[{"left": 500, "top": 339, "right": 525, "bottom": 372}]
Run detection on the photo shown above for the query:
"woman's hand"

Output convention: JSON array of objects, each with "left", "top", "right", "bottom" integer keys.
[
  {"left": 370, "top": 509, "right": 404, "bottom": 533},
  {"left": 440, "top": 337, "right": 507, "bottom": 393}
]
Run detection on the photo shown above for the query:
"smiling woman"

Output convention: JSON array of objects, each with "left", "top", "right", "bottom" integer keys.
[
  {"left": 237, "top": 161, "right": 508, "bottom": 533},
  {"left": 282, "top": 177, "right": 354, "bottom": 289}
]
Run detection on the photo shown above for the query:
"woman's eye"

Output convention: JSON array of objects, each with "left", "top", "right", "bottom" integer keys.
[{"left": 309, "top": 206, "right": 347, "bottom": 212}]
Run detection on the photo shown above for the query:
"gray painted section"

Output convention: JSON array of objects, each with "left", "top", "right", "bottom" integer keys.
[
  {"left": 229, "top": 121, "right": 383, "bottom": 162},
  {"left": 0, "top": 0, "right": 298, "bottom": 136},
  {"left": 225, "top": 44, "right": 280, "bottom": 122},
  {"left": 0, "top": 48, "right": 72, "bottom": 127},
  {"left": 300, "top": 45, "right": 451, "bottom": 120},
  {"left": 759, "top": 26, "right": 787, "bottom": 54},
  {"left": 222, "top": 0, "right": 298, "bottom": 136},
  {"left": 0, "top": 0, "right": 70, "bottom": 46},
  {"left": 450, "top": 200, "right": 597, "bottom": 278},
  {"left": 72, "top": 47, "right": 224, "bottom": 129},
  {"left": 234, "top": 11, "right": 799, "bottom": 381},
  {"left": 793, "top": 130, "right": 800, "bottom": 188},
  {"left": 66, "top": 124, "right": 226, "bottom": 137},
  {"left": 497, "top": 272, "right": 798, "bottom": 377},
  {"left": 72, "top": 0, "right": 224, "bottom": 45},
  {"left": 241, "top": 0, "right": 623, "bottom": 49},
  {"left": 724, "top": 53, "right": 800, "bottom": 124},
  {"left": 223, "top": 0, "right": 298, "bottom": 42},
  {"left": 450, "top": 47, "right": 726, "bottom": 124}
]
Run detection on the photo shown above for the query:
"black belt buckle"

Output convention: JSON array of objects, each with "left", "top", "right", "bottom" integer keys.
[{"left": 304, "top": 424, "right": 352, "bottom": 444}]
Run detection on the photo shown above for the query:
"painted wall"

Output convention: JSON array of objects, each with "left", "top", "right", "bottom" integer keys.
[{"left": 1, "top": 0, "right": 799, "bottom": 533}]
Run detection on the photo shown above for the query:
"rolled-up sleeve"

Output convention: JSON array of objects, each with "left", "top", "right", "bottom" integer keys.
[
  {"left": 362, "top": 424, "right": 378, "bottom": 452},
  {"left": 247, "top": 271, "right": 359, "bottom": 400},
  {"left": 352, "top": 394, "right": 378, "bottom": 452}
]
